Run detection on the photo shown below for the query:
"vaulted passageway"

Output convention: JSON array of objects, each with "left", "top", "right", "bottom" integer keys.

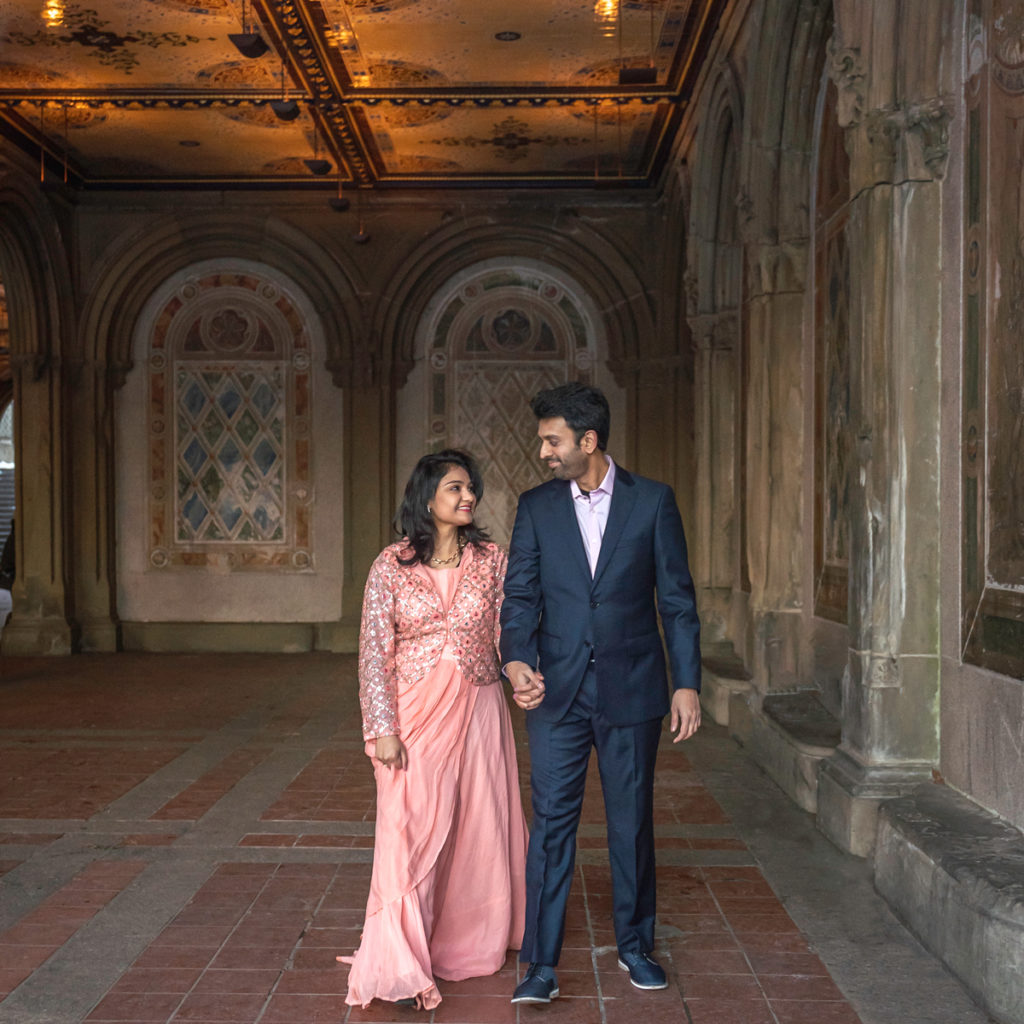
[{"left": 2, "top": 0, "right": 1024, "bottom": 1020}]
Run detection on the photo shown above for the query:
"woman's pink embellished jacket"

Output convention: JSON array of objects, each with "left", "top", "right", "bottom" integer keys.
[{"left": 357, "top": 541, "right": 508, "bottom": 740}]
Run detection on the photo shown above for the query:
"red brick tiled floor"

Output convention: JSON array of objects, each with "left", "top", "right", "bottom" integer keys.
[{"left": 0, "top": 653, "right": 974, "bottom": 1023}]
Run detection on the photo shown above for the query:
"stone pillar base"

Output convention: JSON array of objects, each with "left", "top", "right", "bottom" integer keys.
[
  {"left": 77, "top": 618, "right": 120, "bottom": 653},
  {"left": 817, "top": 748, "right": 931, "bottom": 857},
  {"left": 314, "top": 618, "right": 359, "bottom": 653},
  {"left": 699, "top": 647, "right": 753, "bottom": 727},
  {"left": 121, "top": 622, "right": 319, "bottom": 653},
  {"left": 875, "top": 785, "right": 1024, "bottom": 1024},
  {"left": 0, "top": 616, "right": 74, "bottom": 655}
]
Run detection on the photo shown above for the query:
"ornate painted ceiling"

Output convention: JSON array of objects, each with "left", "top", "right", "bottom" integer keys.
[{"left": 0, "top": 0, "right": 724, "bottom": 189}]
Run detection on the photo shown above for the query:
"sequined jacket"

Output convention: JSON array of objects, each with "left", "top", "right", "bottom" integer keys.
[{"left": 358, "top": 541, "right": 508, "bottom": 740}]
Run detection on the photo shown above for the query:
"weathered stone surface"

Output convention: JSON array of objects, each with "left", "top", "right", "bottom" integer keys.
[
  {"left": 876, "top": 784, "right": 1024, "bottom": 1024},
  {"left": 763, "top": 690, "right": 841, "bottom": 748}
]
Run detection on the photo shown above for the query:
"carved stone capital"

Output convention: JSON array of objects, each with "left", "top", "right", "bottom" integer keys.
[
  {"left": 857, "top": 99, "right": 951, "bottom": 184},
  {"left": 746, "top": 241, "right": 808, "bottom": 296},
  {"left": 905, "top": 99, "right": 951, "bottom": 180},
  {"left": 8, "top": 350, "right": 47, "bottom": 380},
  {"left": 827, "top": 41, "right": 866, "bottom": 128}
]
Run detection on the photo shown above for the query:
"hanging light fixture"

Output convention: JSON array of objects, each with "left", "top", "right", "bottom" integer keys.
[
  {"left": 303, "top": 113, "right": 332, "bottom": 175},
  {"left": 352, "top": 190, "right": 370, "bottom": 242},
  {"left": 229, "top": 0, "right": 269, "bottom": 58},
  {"left": 617, "top": 0, "right": 657, "bottom": 85},
  {"left": 270, "top": 60, "right": 299, "bottom": 120},
  {"left": 329, "top": 163, "right": 349, "bottom": 210}
]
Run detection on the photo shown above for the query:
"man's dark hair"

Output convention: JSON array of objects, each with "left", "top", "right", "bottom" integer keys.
[
  {"left": 530, "top": 382, "right": 610, "bottom": 451},
  {"left": 394, "top": 449, "right": 490, "bottom": 565}
]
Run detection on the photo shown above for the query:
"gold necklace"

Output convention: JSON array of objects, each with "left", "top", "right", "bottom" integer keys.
[{"left": 430, "top": 538, "right": 464, "bottom": 566}]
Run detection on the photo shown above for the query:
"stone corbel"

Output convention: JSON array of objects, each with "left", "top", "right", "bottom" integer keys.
[
  {"left": 862, "top": 100, "right": 951, "bottom": 184},
  {"left": 326, "top": 349, "right": 389, "bottom": 390},
  {"left": 905, "top": 99, "right": 951, "bottom": 181},
  {"left": 9, "top": 349, "right": 48, "bottom": 381},
  {"left": 747, "top": 241, "right": 808, "bottom": 296},
  {"left": 710, "top": 315, "right": 738, "bottom": 351},
  {"left": 108, "top": 358, "right": 134, "bottom": 392},
  {"left": 827, "top": 41, "right": 866, "bottom": 128}
]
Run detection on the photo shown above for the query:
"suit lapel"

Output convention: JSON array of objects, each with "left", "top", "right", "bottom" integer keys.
[
  {"left": 548, "top": 482, "right": 592, "bottom": 582},
  {"left": 592, "top": 467, "right": 638, "bottom": 586}
]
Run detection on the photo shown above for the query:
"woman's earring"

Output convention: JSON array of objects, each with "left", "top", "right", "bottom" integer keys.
[{"left": 427, "top": 504, "right": 432, "bottom": 513}]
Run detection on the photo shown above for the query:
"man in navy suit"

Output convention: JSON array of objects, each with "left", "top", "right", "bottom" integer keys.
[{"left": 501, "top": 382, "right": 701, "bottom": 1004}]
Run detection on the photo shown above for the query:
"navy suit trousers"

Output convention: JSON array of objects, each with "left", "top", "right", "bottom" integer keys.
[{"left": 520, "top": 667, "right": 662, "bottom": 966}]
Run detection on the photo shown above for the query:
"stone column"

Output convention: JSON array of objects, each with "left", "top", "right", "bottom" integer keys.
[
  {"left": 689, "top": 312, "right": 739, "bottom": 641},
  {"left": 1, "top": 351, "right": 73, "bottom": 654},
  {"left": 68, "top": 358, "right": 123, "bottom": 651},
  {"left": 315, "top": 378, "right": 394, "bottom": 653},
  {"left": 816, "top": 5, "right": 951, "bottom": 855},
  {"left": 741, "top": 240, "right": 808, "bottom": 691}
]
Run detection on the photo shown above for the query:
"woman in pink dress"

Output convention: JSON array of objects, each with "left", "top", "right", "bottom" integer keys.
[{"left": 340, "top": 449, "right": 528, "bottom": 1012}]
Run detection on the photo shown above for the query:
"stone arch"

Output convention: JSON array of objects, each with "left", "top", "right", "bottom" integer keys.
[
  {"left": 79, "top": 213, "right": 362, "bottom": 385},
  {"left": 113, "top": 255, "right": 346, "bottom": 646},
  {"left": 374, "top": 216, "right": 655, "bottom": 389},
  {"left": 0, "top": 161, "right": 72, "bottom": 371},
  {"left": 739, "top": 0, "right": 834, "bottom": 277},
  {"left": 686, "top": 63, "right": 748, "bottom": 641},
  {"left": 689, "top": 62, "right": 745, "bottom": 316},
  {"left": 0, "top": 156, "right": 75, "bottom": 652},
  {"left": 66, "top": 213, "right": 364, "bottom": 650}
]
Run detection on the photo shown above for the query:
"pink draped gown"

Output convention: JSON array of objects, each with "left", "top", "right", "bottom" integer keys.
[{"left": 341, "top": 547, "right": 528, "bottom": 1010}]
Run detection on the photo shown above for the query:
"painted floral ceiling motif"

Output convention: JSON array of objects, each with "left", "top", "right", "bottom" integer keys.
[{"left": 0, "top": 0, "right": 724, "bottom": 188}]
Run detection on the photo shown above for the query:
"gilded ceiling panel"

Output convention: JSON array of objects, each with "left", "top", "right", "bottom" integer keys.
[{"left": 0, "top": 0, "right": 724, "bottom": 188}]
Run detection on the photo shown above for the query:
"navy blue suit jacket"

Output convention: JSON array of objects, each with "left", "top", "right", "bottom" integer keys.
[{"left": 500, "top": 465, "right": 701, "bottom": 726}]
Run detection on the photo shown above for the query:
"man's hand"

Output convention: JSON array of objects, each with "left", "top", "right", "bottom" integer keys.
[
  {"left": 506, "top": 661, "right": 546, "bottom": 711},
  {"left": 670, "top": 688, "right": 701, "bottom": 742},
  {"left": 374, "top": 734, "right": 408, "bottom": 770}
]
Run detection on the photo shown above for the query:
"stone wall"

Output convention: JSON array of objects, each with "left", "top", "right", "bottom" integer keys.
[{"left": 0, "top": 154, "right": 693, "bottom": 654}]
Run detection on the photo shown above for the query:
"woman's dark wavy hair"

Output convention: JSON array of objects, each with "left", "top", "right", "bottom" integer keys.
[{"left": 395, "top": 449, "right": 491, "bottom": 566}]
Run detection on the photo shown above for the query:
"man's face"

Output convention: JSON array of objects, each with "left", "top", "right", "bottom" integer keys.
[{"left": 537, "top": 417, "right": 590, "bottom": 481}]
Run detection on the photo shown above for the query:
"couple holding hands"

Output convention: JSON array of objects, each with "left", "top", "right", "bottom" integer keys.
[{"left": 340, "top": 382, "right": 702, "bottom": 1011}]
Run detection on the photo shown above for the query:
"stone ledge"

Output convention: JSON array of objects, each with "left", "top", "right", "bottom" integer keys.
[
  {"left": 732, "top": 690, "right": 839, "bottom": 815},
  {"left": 699, "top": 651, "right": 753, "bottom": 726},
  {"left": 875, "top": 783, "right": 1024, "bottom": 1024}
]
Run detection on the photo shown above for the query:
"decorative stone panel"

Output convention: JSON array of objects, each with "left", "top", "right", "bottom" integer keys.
[
  {"left": 424, "top": 268, "right": 595, "bottom": 544},
  {"left": 962, "top": 0, "right": 1024, "bottom": 677},
  {"left": 148, "top": 273, "right": 313, "bottom": 572}
]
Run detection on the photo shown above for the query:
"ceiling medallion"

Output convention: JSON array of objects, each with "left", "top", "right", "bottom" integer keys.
[{"left": 494, "top": 31, "right": 521, "bottom": 42}]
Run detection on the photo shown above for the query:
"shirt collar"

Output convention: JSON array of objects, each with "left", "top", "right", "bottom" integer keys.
[{"left": 571, "top": 455, "right": 616, "bottom": 501}]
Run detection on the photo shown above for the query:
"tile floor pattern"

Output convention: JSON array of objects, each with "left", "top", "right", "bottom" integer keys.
[{"left": 0, "top": 654, "right": 987, "bottom": 1024}]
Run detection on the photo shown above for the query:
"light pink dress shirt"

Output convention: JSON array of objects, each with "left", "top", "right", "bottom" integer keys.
[{"left": 570, "top": 456, "right": 616, "bottom": 576}]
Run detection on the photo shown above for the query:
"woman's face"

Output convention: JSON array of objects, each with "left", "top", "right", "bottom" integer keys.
[{"left": 430, "top": 466, "right": 476, "bottom": 531}]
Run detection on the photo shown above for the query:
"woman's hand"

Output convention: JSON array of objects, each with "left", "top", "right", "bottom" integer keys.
[{"left": 374, "top": 734, "right": 408, "bottom": 770}]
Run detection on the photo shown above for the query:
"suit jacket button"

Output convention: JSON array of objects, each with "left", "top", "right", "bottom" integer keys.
[{"left": 590, "top": 600, "right": 599, "bottom": 609}]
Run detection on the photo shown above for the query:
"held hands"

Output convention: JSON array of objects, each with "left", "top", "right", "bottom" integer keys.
[
  {"left": 670, "top": 688, "right": 701, "bottom": 743},
  {"left": 374, "top": 734, "right": 408, "bottom": 770},
  {"left": 506, "top": 661, "right": 546, "bottom": 711}
]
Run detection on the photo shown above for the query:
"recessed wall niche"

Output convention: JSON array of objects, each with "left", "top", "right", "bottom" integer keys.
[
  {"left": 117, "top": 261, "right": 343, "bottom": 629},
  {"left": 148, "top": 273, "right": 312, "bottom": 571}
]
